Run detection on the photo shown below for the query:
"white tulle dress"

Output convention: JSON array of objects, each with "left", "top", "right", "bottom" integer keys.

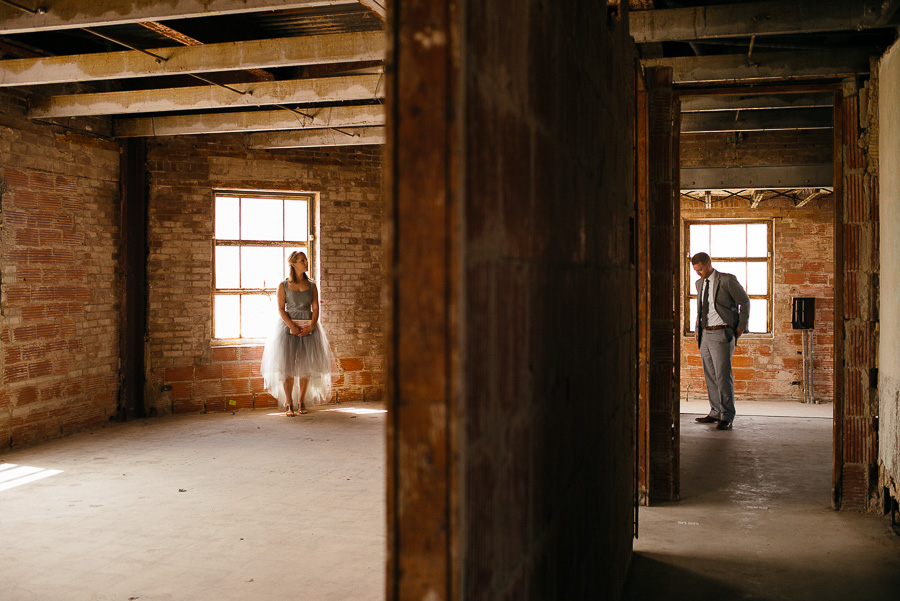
[{"left": 260, "top": 280, "right": 335, "bottom": 408}]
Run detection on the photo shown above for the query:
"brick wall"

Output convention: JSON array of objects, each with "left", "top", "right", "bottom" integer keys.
[
  {"left": 681, "top": 130, "right": 834, "bottom": 404},
  {"left": 0, "top": 89, "right": 121, "bottom": 447},
  {"left": 680, "top": 129, "right": 835, "bottom": 404},
  {"left": 145, "top": 135, "right": 384, "bottom": 415},
  {"left": 681, "top": 199, "right": 835, "bottom": 403}
]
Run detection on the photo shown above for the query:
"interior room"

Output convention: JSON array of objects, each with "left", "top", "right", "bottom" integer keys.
[{"left": 1, "top": 2, "right": 899, "bottom": 600}]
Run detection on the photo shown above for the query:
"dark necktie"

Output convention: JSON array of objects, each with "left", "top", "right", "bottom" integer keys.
[{"left": 700, "top": 279, "right": 709, "bottom": 329}]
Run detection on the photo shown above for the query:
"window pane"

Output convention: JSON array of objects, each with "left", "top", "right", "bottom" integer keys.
[
  {"left": 214, "top": 295, "right": 241, "bottom": 338},
  {"left": 748, "top": 299, "right": 768, "bottom": 333},
  {"left": 241, "top": 197, "right": 284, "bottom": 241},
  {"left": 215, "top": 246, "right": 240, "bottom": 289},
  {"left": 689, "top": 224, "right": 710, "bottom": 256},
  {"left": 285, "top": 199, "right": 308, "bottom": 242},
  {"left": 716, "top": 261, "right": 747, "bottom": 290},
  {"left": 215, "top": 196, "right": 240, "bottom": 240},
  {"left": 746, "top": 261, "right": 768, "bottom": 295},
  {"left": 688, "top": 262, "right": 701, "bottom": 292},
  {"left": 710, "top": 224, "right": 747, "bottom": 257},
  {"left": 242, "top": 294, "right": 274, "bottom": 338},
  {"left": 747, "top": 223, "right": 768, "bottom": 257},
  {"left": 688, "top": 298, "right": 698, "bottom": 332},
  {"left": 241, "top": 247, "right": 284, "bottom": 289}
]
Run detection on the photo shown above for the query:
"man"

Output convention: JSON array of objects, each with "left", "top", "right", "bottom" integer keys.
[{"left": 692, "top": 252, "right": 750, "bottom": 430}]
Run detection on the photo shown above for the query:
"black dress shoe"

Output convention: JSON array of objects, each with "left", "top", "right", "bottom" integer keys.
[
  {"left": 716, "top": 420, "right": 733, "bottom": 430},
  {"left": 695, "top": 415, "right": 718, "bottom": 423}
]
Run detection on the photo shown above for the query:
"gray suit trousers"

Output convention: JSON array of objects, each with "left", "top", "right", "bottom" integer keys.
[{"left": 699, "top": 327, "right": 736, "bottom": 422}]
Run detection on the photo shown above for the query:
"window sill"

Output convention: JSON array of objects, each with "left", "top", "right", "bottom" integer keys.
[{"left": 212, "top": 338, "right": 266, "bottom": 347}]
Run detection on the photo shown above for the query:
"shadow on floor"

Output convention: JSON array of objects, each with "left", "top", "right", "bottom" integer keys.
[
  {"left": 623, "top": 552, "right": 774, "bottom": 601},
  {"left": 622, "top": 415, "right": 900, "bottom": 601}
]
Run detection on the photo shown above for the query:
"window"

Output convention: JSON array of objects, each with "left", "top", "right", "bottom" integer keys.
[
  {"left": 685, "top": 221, "right": 772, "bottom": 334},
  {"left": 213, "top": 191, "right": 315, "bottom": 341}
]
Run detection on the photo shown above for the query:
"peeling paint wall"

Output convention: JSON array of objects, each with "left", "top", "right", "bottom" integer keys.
[{"left": 878, "top": 40, "right": 900, "bottom": 506}]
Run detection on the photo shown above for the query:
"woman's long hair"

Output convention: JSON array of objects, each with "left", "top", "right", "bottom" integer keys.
[{"left": 287, "top": 251, "right": 310, "bottom": 284}]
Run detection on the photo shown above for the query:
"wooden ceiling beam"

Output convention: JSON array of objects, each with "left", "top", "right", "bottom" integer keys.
[
  {"left": 681, "top": 164, "right": 833, "bottom": 190},
  {"left": 0, "top": 31, "right": 385, "bottom": 87},
  {"left": 631, "top": 0, "right": 889, "bottom": 44},
  {"left": 28, "top": 74, "right": 384, "bottom": 118},
  {"left": 642, "top": 48, "right": 873, "bottom": 84},
  {"left": 357, "top": 0, "right": 386, "bottom": 21},
  {"left": 0, "top": 0, "right": 360, "bottom": 34},
  {"left": 680, "top": 92, "right": 832, "bottom": 112},
  {"left": 681, "top": 107, "right": 832, "bottom": 133},
  {"left": 245, "top": 125, "right": 385, "bottom": 148},
  {"left": 137, "top": 21, "right": 275, "bottom": 81},
  {"left": 113, "top": 104, "right": 385, "bottom": 137}
]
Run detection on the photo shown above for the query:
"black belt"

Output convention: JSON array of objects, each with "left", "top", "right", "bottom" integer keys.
[{"left": 704, "top": 325, "right": 728, "bottom": 330}]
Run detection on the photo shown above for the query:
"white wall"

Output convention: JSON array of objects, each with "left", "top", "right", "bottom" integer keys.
[{"left": 879, "top": 39, "right": 900, "bottom": 502}]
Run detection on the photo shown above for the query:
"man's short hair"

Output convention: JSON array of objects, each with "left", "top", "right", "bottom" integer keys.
[{"left": 691, "top": 252, "right": 711, "bottom": 265}]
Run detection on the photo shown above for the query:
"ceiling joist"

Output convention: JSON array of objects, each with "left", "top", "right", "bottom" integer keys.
[
  {"left": 681, "top": 107, "right": 832, "bottom": 133},
  {"left": 357, "top": 0, "right": 386, "bottom": 21},
  {"left": 245, "top": 125, "right": 384, "bottom": 148},
  {"left": 0, "top": 31, "right": 386, "bottom": 87},
  {"left": 681, "top": 164, "right": 833, "bottom": 190},
  {"left": 28, "top": 74, "right": 384, "bottom": 118},
  {"left": 631, "top": 0, "right": 891, "bottom": 44},
  {"left": 113, "top": 104, "right": 385, "bottom": 137},
  {"left": 680, "top": 93, "right": 833, "bottom": 112},
  {"left": 642, "top": 48, "right": 873, "bottom": 84},
  {"left": 0, "top": 0, "right": 361, "bottom": 34}
]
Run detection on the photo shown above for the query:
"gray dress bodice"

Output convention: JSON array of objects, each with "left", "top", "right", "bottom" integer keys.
[{"left": 284, "top": 280, "right": 315, "bottom": 319}]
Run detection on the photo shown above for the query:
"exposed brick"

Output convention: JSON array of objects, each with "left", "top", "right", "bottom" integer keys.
[
  {"left": 195, "top": 364, "right": 223, "bottom": 380},
  {"left": 212, "top": 347, "right": 239, "bottom": 362},
  {"left": 166, "top": 366, "right": 195, "bottom": 381},
  {"left": 680, "top": 156, "right": 835, "bottom": 403},
  {"left": 340, "top": 357, "right": 365, "bottom": 372},
  {"left": 170, "top": 381, "right": 193, "bottom": 399},
  {"left": 144, "top": 138, "right": 385, "bottom": 414}
]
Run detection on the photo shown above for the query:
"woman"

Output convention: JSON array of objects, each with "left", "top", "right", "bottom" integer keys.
[{"left": 260, "top": 251, "right": 335, "bottom": 416}]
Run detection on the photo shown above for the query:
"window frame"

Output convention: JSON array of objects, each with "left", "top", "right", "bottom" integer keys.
[
  {"left": 683, "top": 218, "right": 773, "bottom": 336},
  {"left": 211, "top": 189, "right": 318, "bottom": 345}
]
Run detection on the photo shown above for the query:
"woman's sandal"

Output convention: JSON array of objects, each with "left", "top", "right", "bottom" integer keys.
[
  {"left": 299, "top": 402, "right": 308, "bottom": 415},
  {"left": 286, "top": 406, "right": 295, "bottom": 417}
]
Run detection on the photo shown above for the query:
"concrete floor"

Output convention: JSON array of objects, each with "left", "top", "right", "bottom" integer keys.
[
  {"left": 624, "top": 401, "right": 900, "bottom": 601},
  {"left": 0, "top": 404, "right": 386, "bottom": 601},
  {"left": 3, "top": 400, "right": 899, "bottom": 601}
]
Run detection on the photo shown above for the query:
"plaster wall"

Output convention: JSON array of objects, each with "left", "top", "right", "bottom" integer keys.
[{"left": 878, "top": 40, "right": 900, "bottom": 502}]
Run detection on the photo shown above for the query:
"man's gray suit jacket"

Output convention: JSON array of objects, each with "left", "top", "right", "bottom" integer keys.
[{"left": 695, "top": 271, "right": 751, "bottom": 347}]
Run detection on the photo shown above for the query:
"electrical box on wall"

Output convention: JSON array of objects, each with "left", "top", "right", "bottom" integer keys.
[{"left": 792, "top": 297, "right": 815, "bottom": 330}]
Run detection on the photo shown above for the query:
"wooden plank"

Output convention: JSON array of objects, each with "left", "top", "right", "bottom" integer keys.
[
  {"left": 0, "top": 31, "right": 386, "bottom": 87},
  {"left": 681, "top": 92, "right": 832, "bottom": 112},
  {"left": 388, "top": 0, "right": 457, "bottom": 596},
  {"left": 28, "top": 74, "right": 385, "bottom": 117},
  {"left": 681, "top": 107, "right": 832, "bottom": 132},
  {"left": 681, "top": 164, "right": 834, "bottom": 190},
  {"left": 358, "top": 0, "right": 387, "bottom": 21},
  {"left": 642, "top": 48, "right": 874, "bottom": 84},
  {"left": 113, "top": 104, "right": 384, "bottom": 137},
  {"left": 631, "top": 0, "right": 887, "bottom": 43},
  {"left": 245, "top": 125, "right": 384, "bottom": 147},
  {"left": 0, "top": 0, "right": 358, "bottom": 34}
]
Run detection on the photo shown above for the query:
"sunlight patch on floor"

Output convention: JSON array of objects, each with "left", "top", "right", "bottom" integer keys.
[{"left": 0, "top": 463, "right": 63, "bottom": 492}]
